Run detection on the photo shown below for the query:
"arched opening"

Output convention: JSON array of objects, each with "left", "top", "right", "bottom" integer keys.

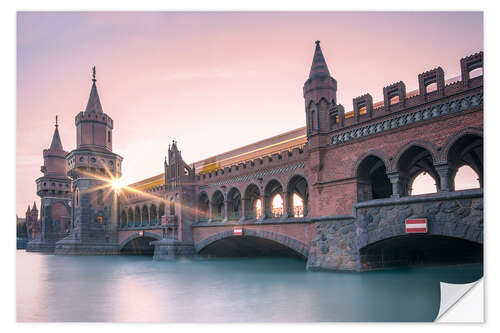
[
  {"left": 211, "top": 191, "right": 225, "bottom": 221},
  {"left": 134, "top": 206, "right": 141, "bottom": 227},
  {"left": 198, "top": 193, "right": 209, "bottom": 222},
  {"left": 454, "top": 165, "right": 481, "bottom": 191},
  {"left": 199, "top": 236, "right": 306, "bottom": 259},
  {"left": 287, "top": 175, "right": 309, "bottom": 217},
  {"left": 227, "top": 188, "right": 242, "bottom": 220},
  {"left": 150, "top": 204, "right": 157, "bottom": 225},
  {"left": 469, "top": 67, "right": 483, "bottom": 79},
  {"left": 158, "top": 203, "right": 165, "bottom": 224},
  {"left": 120, "top": 236, "right": 157, "bottom": 255},
  {"left": 425, "top": 82, "right": 437, "bottom": 94},
  {"left": 120, "top": 210, "right": 127, "bottom": 228},
  {"left": 127, "top": 208, "right": 133, "bottom": 227},
  {"left": 356, "top": 155, "right": 391, "bottom": 201},
  {"left": 244, "top": 184, "right": 261, "bottom": 219},
  {"left": 142, "top": 206, "right": 149, "bottom": 226},
  {"left": 447, "top": 134, "right": 483, "bottom": 190},
  {"left": 264, "top": 180, "right": 284, "bottom": 218},
  {"left": 397, "top": 145, "right": 439, "bottom": 196},
  {"left": 360, "top": 235, "right": 483, "bottom": 271},
  {"left": 409, "top": 171, "right": 438, "bottom": 195}
]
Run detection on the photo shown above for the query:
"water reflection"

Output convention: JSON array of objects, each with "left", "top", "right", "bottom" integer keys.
[{"left": 16, "top": 251, "right": 482, "bottom": 322}]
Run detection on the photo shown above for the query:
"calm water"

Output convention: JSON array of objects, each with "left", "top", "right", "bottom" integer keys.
[{"left": 16, "top": 251, "right": 482, "bottom": 322}]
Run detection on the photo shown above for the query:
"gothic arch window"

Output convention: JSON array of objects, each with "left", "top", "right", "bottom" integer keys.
[
  {"left": 409, "top": 171, "right": 438, "bottom": 195},
  {"left": 396, "top": 145, "right": 439, "bottom": 196},
  {"left": 454, "top": 165, "right": 481, "bottom": 191},
  {"left": 198, "top": 193, "right": 209, "bottom": 222},
  {"left": 264, "top": 179, "right": 283, "bottom": 218},
  {"left": 211, "top": 191, "right": 225, "bottom": 221},
  {"left": 142, "top": 206, "right": 149, "bottom": 226},
  {"left": 287, "top": 175, "right": 309, "bottom": 217},
  {"left": 150, "top": 204, "right": 157, "bottom": 225},
  {"left": 135, "top": 206, "right": 141, "bottom": 227},
  {"left": 127, "top": 208, "right": 134, "bottom": 227},
  {"left": 244, "top": 184, "right": 261, "bottom": 219},
  {"left": 227, "top": 188, "right": 242, "bottom": 220},
  {"left": 356, "top": 155, "right": 391, "bottom": 201},
  {"left": 120, "top": 210, "right": 127, "bottom": 228},
  {"left": 446, "top": 133, "right": 483, "bottom": 190}
]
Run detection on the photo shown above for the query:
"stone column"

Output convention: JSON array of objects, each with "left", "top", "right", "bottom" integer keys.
[
  {"left": 223, "top": 200, "right": 228, "bottom": 222},
  {"left": 208, "top": 200, "right": 213, "bottom": 222},
  {"left": 284, "top": 191, "right": 293, "bottom": 217},
  {"left": 240, "top": 198, "right": 247, "bottom": 222},
  {"left": 434, "top": 163, "right": 452, "bottom": 192},
  {"left": 387, "top": 172, "right": 407, "bottom": 198}
]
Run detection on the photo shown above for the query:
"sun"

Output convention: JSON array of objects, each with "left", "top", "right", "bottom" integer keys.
[{"left": 111, "top": 178, "right": 124, "bottom": 190}]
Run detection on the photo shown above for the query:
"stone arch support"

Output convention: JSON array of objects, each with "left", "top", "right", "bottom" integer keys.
[
  {"left": 195, "top": 229, "right": 309, "bottom": 258},
  {"left": 118, "top": 231, "right": 162, "bottom": 250}
]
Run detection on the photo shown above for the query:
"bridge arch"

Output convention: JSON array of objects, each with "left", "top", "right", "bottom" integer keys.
[
  {"left": 195, "top": 229, "right": 309, "bottom": 259},
  {"left": 119, "top": 231, "right": 162, "bottom": 255},
  {"left": 359, "top": 234, "right": 482, "bottom": 270}
]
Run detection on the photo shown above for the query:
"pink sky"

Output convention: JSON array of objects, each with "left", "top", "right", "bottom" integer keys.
[{"left": 16, "top": 11, "right": 483, "bottom": 216}]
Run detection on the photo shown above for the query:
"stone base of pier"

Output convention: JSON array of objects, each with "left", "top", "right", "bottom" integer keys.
[{"left": 151, "top": 239, "right": 196, "bottom": 260}]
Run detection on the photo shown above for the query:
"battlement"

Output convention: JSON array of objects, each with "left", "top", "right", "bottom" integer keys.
[
  {"left": 75, "top": 110, "right": 114, "bottom": 128},
  {"left": 329, "top": 52, "right": 483, "bottom": 132},
  {"left": 196, "top": 144, "right": 307, "bottom": 184}
]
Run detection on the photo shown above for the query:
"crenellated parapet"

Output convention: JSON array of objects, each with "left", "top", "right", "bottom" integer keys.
[
  {"left": 196, "top": 144, "right": 307, "bottom": 185},
  {"left": 383, "top": 81, "right": 407, "bottom": 112}
]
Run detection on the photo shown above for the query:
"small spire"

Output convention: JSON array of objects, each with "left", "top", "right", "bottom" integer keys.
[
  {"left": 27, "top": 204, "right": 31, "bottom": 213},
  {"left": 85, "top": 65, "right": 103, "bottom": 113},
  {"left": 309, "top": 40, "right": 331, "bottom": 79},
  {"left": 49, "top": 119, "right": 64, "bottom": 151},
  {"left": 32, "top": 201, "right": 37, "bottom": 210}
]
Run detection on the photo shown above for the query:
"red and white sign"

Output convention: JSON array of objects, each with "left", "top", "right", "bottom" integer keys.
[
  {"left": 138, "top": 230, "right": 144, "bottom": 237},
  {"left": 405, "top": 218, "right": 428, "bottom": 233},
  {"left": 233, "top": 227, "right": 243, "bottom": 236}
]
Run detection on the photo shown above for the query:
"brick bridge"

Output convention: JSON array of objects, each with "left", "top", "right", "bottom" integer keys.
[{"left": 113, "top": 45, "right": 483, "bottom": 271}]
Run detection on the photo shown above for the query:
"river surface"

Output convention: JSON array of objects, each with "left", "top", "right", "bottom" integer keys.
[{"left": 16, "top": 251, "right": 482, "bottom": 322}]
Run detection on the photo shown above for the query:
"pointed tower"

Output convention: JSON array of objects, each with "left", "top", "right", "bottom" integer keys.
[
  {"left": 57, "top": 67, "right": 123, "bottom": 255},
  {"left": 27, "top": 118, "right": 72, "bottom": 252},
  {"left": 153, "top": 140, "right": 196, "bottom": 260},
  {"left": 303, "top": 41, "right": 338, "bottom": 146}
]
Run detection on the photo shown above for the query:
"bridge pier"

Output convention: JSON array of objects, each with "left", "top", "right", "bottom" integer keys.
[
  {"left": 306, "top": 190, "right": 483, "bottom": 272},
  {"left": 151, "top": 238, "right": 195, "bottom": 260}
]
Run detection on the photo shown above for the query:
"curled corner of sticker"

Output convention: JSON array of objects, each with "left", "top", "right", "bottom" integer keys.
[{"left": 435, "top": 278, "right": 483, "bottom": 322}]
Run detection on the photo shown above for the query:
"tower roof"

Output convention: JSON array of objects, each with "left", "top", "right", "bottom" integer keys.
[
  {"left": 308, "top": 40, "right": 331, "bottom": 79},
  {"left": 26, "top": 204, "right": 30, "bottom": 213},
  {"left": 32, "top": 201, "right": 37, "bottom": 210},
  {"left": 49, "top": 117, "right": 64, "bottom": 151},
  {"left": 85, "top": 66, "right": 103, "bottom": 113}
]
